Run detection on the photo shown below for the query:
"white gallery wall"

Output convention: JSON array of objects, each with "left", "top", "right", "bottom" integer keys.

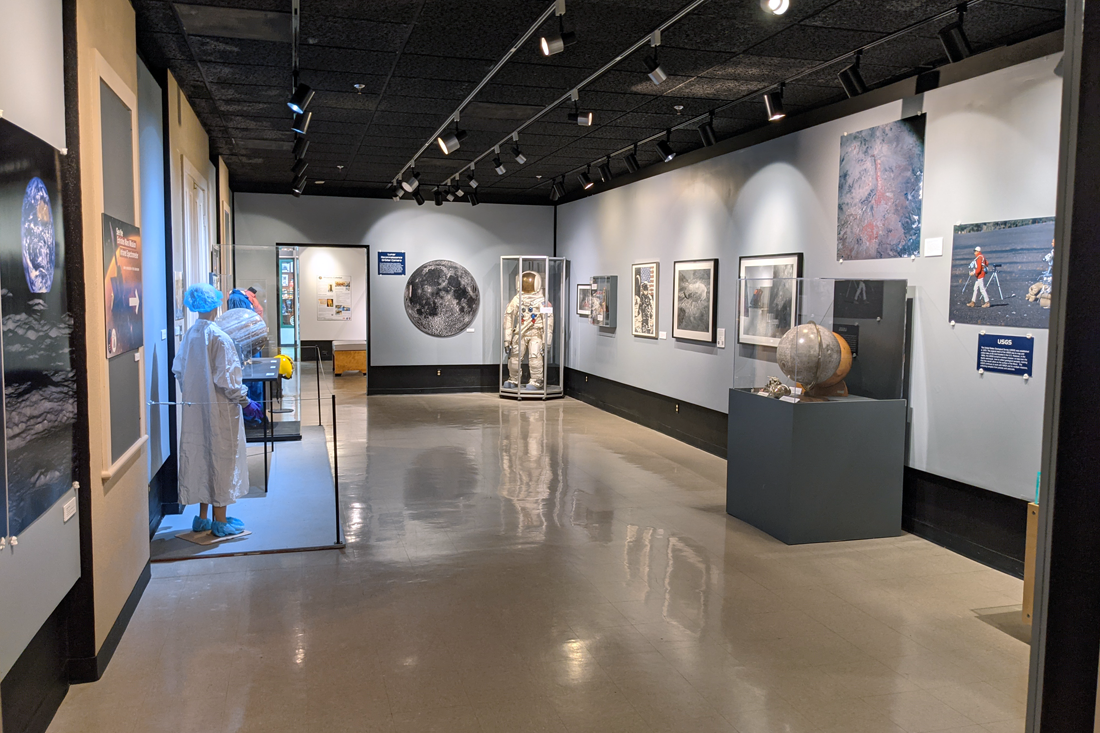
[
  {"left": 234, "top": 194, "right": 554, "bottom": 366},
  {"left": 558, "top": 53, "right": 1061, "bottom": 501},
  {"left": 298, "top": 246, "right": 368, "bottom": 343}
]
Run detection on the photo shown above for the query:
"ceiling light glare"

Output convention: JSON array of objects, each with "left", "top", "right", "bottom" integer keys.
[
  {"left": 838, "top": 52, "right": 868, "bottom": 97},
  {"left": 540, "top": 17, "right": 577, "bottom": 56},
  {"left": 291, "top": 111, "right": 312, "bottom": 135},
  {"left": 764, "top": 84, "right": 786, "bottom": 121},
  {"left": 511, "top": 144, "right": 527, "bottom": 165},
  {"left": 644, "top": 54, "right": 668, "bottom": 86},
  {"left": 433, "top": 188, "right": 444, "bottom": 206},
  {"left": 761, "top": 0, "right": 790, "bottom": 15},
  {"left": 698, "top": 118, "right": 717, "bottom": 147},
  {"left": 624, "top": 151, "right": 640, "bottom": 173},
  {"left": 413, "top": 189, "right": 425, "bottom": 205},
  {"left": 291, "top": 158, "right": 308, "bottom": 177},
  {"left": 493, "top": 155, "right": 507, "bottom": 175},
  {"left": 468, "top": 189, "right": 480, "bottom": 206},
  {"left": 578, "top": 168, "right": 594, "bottom": 190},
  {"left": 466, "top": 171, "right": 479, "bottom": 189},
  {"left": 401, "top": 170, "right": 421, "bottom": 193},
  {"left": 597, "top": 159, "right": 613, "bottom": 183},
  {"left": 938, "top": 10, "right": 973, "bottom": 63},
  {"left": 287, "top": 83, "right": 315, "bottom": 114},
  {"left": 293, "top": 137, "right": 309, "bottom": 159}
]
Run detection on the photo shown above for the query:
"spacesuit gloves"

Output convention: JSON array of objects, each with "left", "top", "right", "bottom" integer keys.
[{"left": 243, "top": 401, "right": 265, "bottom": 422}]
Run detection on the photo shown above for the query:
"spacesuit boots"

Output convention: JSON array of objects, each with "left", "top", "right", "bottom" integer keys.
[{"left": 509, "top": 330, "right": 545, "bottom": 388}]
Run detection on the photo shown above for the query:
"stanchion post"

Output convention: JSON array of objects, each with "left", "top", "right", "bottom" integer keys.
[{"left": 331, "top": 394, "right": 340, "bottom": 545}]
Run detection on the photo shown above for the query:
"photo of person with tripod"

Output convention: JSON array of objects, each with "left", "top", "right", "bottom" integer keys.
[{"left": 967, "top": 246, "right": 992, "bottom": 308}]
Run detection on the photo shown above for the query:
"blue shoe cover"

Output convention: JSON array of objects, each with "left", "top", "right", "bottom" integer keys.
[
  {"left": 192, "top": 517, "right": 213, "bottom": 532},
  {"left": 212, "top": 520, "right": 245, "bottom": 538},
  {"left": 226, "top": 516, "right": 245, "bottom": 528}
]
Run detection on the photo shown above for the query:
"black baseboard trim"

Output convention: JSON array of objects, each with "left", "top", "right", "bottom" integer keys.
[
  {"left": 903, "top": 467, "right": 1027, "bottom": 578},
  {"left": 563, "top": 368, "right": 1027, "bottom": 575},
  {"left": 1, "top": 600, "right": 69, "bottom": 733},
  {"left": 67, "top": 561, "right": 151, "bottom": 684},
  {"left": 564, "top": 368, "right": 727, "bottom": 457},
  {"left": 368, "top": 364, "right": 499, "bottom": 395}
]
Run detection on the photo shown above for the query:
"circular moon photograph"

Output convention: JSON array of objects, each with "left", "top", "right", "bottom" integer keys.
[
  {"left": 404, "top": 260, "right": 480, "bottom": 337},
  {"left": 21, "top": 177, "right": 56, "bottom": 294}
]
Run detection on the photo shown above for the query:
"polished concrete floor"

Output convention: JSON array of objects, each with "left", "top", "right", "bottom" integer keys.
[{"left": 48, "top": 389, "right": 1029, "bottom": 733}]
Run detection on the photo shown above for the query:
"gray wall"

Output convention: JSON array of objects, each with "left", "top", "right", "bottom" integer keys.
[
  {"left": 558, "top": 53, "right": 1061, "bottom": 501},
  {"left": 234, "top": 194, "right": 554, "bottom": 366},
  {"left": 299, "top": 246, "right": 368, "bottom": 343}
]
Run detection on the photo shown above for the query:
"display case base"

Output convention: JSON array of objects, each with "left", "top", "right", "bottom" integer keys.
[
  {"left": 499, "top": 385, "right": 564, "bottom": 400},
  {"left": 725, "top": 388, "right": 905, "bottom": 544}
]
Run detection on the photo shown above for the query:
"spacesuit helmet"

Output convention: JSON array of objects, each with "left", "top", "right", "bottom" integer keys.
[{"left": 517, "top": 270, "right": 543, "bottom": 295}]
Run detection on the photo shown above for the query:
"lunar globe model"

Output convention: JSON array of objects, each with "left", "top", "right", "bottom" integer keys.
[
  {"left": 21, "top": 177, "right": 56, "bottom": 294},
  {"left": 404, "top": 260, "right": 481, "bottom": 337},
  {"left": 776, "top": 322, "right": 841, "bottom": 392}
]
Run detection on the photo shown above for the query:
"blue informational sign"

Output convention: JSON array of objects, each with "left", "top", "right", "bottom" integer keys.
[
  {"left": 378, "top": 251, "right": 405, "bottom": 275},
  {"left": 977, "top": 333, "right": 1034, "bottom": 376}
]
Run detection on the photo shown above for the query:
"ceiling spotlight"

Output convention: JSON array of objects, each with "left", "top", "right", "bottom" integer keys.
[
  {"left": 437, "top": 119, "right": 467, "bottom": 155},
  {"left": 550, "top": 178, "right": 566, "bottom": 201},
  {"left": 511, "top": 144, "right": 527, "bottom": 165},
  {"left": 468, "top": 189, "right": 480, "bottom": 206},
  {"left": 597, "top": 157, "right": 613, "bottom": 183},
  {"left": 466, "top": 171, "right": 479, "bottom": 189},
  {"left": 413, "top": 189, "right": 425, "bottom": 205},
  {"left": 698, "top": 113, "right": 717, "bottom": 147},
  {"left": 287, "top": 83, "right": 314, "bottom": 114},
  {"left": 493, "top": 154, "right": 506, "bottom": 175},
  {"left": 540, "top": 15, "right": 577, "bottom": 56},
  {"left": 291, "top": 158, "right": 308, "bottom": 177},
  {"left": 293, "top": 172, "right": 307, "bottom": 189},
  {"left": 291, "top": 111, "right": 311, "bottom": 135},
  {"left": 446, "top": 187, "right": 456, "bottom": 201},
  {"left": 764, "top": 84, "right": 786, "bottom": 121},
  {"left": 390, "top": 185, "right": 402, "bottom": 201},
  {"left": 568, "top": 102, "right": 593, "bottom": 126},
  {"left": 293, "top": 137, "right": 309, "bottom": 160},
  {"left": 453, "top": 184, "right": 465, "bottom": 198},
  {"left": 624, "top": 144, "right": 640, "bottom": 173},
  {"left": 578, "top": 166, "right": 595, "bottom": 190},
  {"left": 656, "top": 130, "right": 676, "bottom": 163},
  {"left": 401, "top": 169, "right": 421, "bottom": 193},
  {"left": 760, "top": 0, "right": 790, "bottom": 15},
  {"left": 838, "top": 51, "right": 868, "bottom": 97},
  {"left": 292, "top": 187, "right": 303, "bottom": 198},
  {"left": 938, "top": 5, "right": 973, "bottom": 63},
  {"left": 433, "top": 188, "right": 444, "bottom": 206}
]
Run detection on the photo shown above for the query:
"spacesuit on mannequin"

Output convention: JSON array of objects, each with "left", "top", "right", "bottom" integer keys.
[{"left": 503, "top": 270, "right": 553, "bottom": 390}]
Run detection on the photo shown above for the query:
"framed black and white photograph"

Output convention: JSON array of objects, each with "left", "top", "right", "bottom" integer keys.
[
  {"left": 632, "top": 262, "right": 658, "bottom": 338},
  {"left": 672, "top": 259, "right": 718, "bottom": 343},
  {"left": 576, "top": 283, "right": 592, "bottom": 316},
  {"left": 737, "top": 253, "right": 803, "bottom": 347}
]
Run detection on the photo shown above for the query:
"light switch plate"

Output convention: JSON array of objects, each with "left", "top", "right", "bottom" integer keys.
[
  {"left": 161, "top": 329, "right": 167, "bottom": 340},
  {"left": 63, "top": 497, "right": 77, "bottom": 522},
  {"left": 717, "top": 328, "right": 726, "bottom": 348},
  {"left": 659, "top": 331, "right": 667, "bottom": 340}
]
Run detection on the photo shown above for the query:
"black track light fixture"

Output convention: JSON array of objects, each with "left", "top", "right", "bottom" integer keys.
[
  {"left": 293, "top": 137, "right": 309, "bottom": 160},
  {"left": 540, "top": 12, "right": 576, "bottom": 57},
  {"left": 698, "top": 112, "right": 717, "bottom": 147},
  {"left": 578, "top": 165, "right": 595, "bottom": 190},
  {"left": 292, "top": 159, "right": 308, "bottom": 178},
  {"left": 401, "top": 169, "right": 421, "bottom": 193},
  {"left": 838, "top": 51, "right": 868, "bottom": 98},
  {"left": 413, "top": 189, "right": 425, "bottom": 205},
  {"left": 597, "top": 157, "right": 613, "bottom": 184},
  {"left": 468, "top": 189, "right": 480, "bottom": 206},
  {"left": 466, "top": 170, "right": 479, "bottom": 189},
  {"left": 390, "top": 185, "right": 402, "bottom": 201},
  {"left": 287, "top": 83, "right": 314, "bottom": 114},
  {"left": 568, "top": 101, "right": 593, "bottom": 126},
  {"left": 493, "top": 151, "right": 506, "bottom": 175},
  {"left": 624, "top": 144, "right": 640, "bottom": 173},
  {"left": 291, "top": 111, "right": 312, "bottom": 135},
  {"left": 437, "top": 118, "right": 468, "bottom": 155},
  {"left": 656, "top": 130, "right": 676, "bottom": 163},
  {"left": 293, "top": 172, "right": 307, "bottom": 190},
  {"left": 644, "top": 31, "right": 667, "bottom": 86},
  {"left": 292, "top": 187, "right": 303, "bottom": 198},
  {"left": 433, "top": 188, "right": 444, "bottom": 206},
  {"left": 938, "top": 4, "right": 973, "bottom": 63},
  {"left": 453, "top": 183, "right": 465, "bottom": 198},
  {"left": 764, "top": 83, "right": 786, "bottom": 122},
  {"left": 511, "top": 143, "right": 527, "bottom": 165},
  {"left": 446, "top": 186, "right": 456, "bottom": 201},
  {"left": 550, "top": 177, "right": 566, "bottom": 202}
]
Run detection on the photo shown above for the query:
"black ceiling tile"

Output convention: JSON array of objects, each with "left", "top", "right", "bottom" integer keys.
[
  {"left": 212, "top": 100, "right": 288, "bottom": 117},
  {"left": 299, "top": 47, "right": 398, "bottom": 76},
  {"left": 187, "top": 37, "right": 291, "bottom": 67},
  {"left": 748, "top": 25, "right": 885, "bottom": 61},
  {"left": 299, "top": 16, "right": 412, "bottom": 53},
  {"left": 309, "top": 119, "right": 369, "bottom": 135},
  {"left": 301, "top": 0, "right": 425, "bottom": 23},
  {"left": 305, "top": 70, "right": 393, "bottom": 94},
  {"left": 311, "top": 106, "right": 374, "bottom": 124},
  {"left": 314, "top": 91, "right": 382, "bottom": 111},
  {"left": 385, "top": 76, "right": 477, "bottom": 100},
  {"left": 401, "top": 1, "right": 540, "bottom": 58},
  {"left": 223, "top": 127, "right": 293, "bottom": 141},
  {"left": 388, "top": 54, "right": 496, "bottom": 84},
  {"left": 802, "top": 0, "right": 958, "bottom": 33},
  {"left": 135, "top": 2, "right": 180, "bottom": 33},
  {"left": 149, "top": 31, "right": 192, "bottom": 60},
  {"left": 207, "top": 82, "right": 287, "bottom": 102},
  {"left": 859, "top": 33, "right": 947, "bottom": 69},
  {"left": 199, "top": 62, "right": 287, "bottom": 87},
  {"left": 965, "top": 3, "right": 1064, "bottom": 49},
  {"left": 992, "top": 0, "right": 1065, "bottom": 9},
  {"left": 670, "top": 76, "right": 767, "bottom": 101}
]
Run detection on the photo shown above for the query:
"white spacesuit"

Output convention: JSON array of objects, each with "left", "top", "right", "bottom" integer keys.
[{"left": 503, "top": 270, "right": 553, "bottom": 389}]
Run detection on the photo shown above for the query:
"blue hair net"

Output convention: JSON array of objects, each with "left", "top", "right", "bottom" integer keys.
[
  {"left": 227, "top": 289, "right": 254, "bottom": 311},
  {"left": 183, "top": 283, "right": 223, "bottom": 313}
]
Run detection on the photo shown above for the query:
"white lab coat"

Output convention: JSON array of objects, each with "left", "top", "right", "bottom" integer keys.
[{"left": 171, "top": 319, "right": 250, "bottom": 506}]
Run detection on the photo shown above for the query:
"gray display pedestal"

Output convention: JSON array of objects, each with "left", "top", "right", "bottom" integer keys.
[{"left": 725, "top": 388, "right": 906, "bottom": 544}]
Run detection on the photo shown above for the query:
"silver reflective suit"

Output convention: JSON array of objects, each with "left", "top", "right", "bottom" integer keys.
[{"left": 504, "top": 270, "right": 553, "bottom": 388}]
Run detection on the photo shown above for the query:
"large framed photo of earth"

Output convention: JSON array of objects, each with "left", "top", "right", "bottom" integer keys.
[
  {"left": 949, "top": 217, "right": 1055, "bottom": 329},
  {"left": 0, "top": 118, "right": 76, "bottom": 537},
  {"left": 737, "top": 253, "right": 802, "bottom": 347},
  {"left": 631, "top": 262, "right": 658, "bottom": 339},
  {"left": 672, "top": 259, "right": 718, "bottom": 343}
]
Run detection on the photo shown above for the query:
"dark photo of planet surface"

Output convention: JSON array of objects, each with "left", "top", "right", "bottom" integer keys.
[
  {"left": 21, "top": 177, "right": 55, "bottom": 294},
  {"left": 404, "top": 260, "right": 480, "bottom": 337}
]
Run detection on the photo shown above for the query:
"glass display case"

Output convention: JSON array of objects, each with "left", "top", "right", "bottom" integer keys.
[
  {"left": 588, "top": 275, "right": 617, "bottom": 327},
  {"left": 500, "top": 256, "right": 567, "bottom": 400},
  {"left": 734, "top": 277, "right": 909, "bottom": 401}
]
